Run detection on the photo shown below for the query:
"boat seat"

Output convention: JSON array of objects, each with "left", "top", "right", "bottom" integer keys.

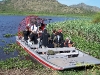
[
  {"left": 37, "top": 47, "right": 76, "bottom": 52},
  {"left": 37, "top": 47, "right": 79, "bottom": 57},
  {"left": 41, "top": 54, "right": 67, "bottom": 59}
]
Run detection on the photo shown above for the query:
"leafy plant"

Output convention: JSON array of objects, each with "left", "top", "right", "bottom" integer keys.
[{"left": 3, "top": 33, "right": 14, "bottom": 38}]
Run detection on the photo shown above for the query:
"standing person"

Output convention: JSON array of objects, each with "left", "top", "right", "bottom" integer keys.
[
  {"left": 37, "top": 27, "right": 43, "bottom": 48},
  {"left": 37, "top": 27, "right": 43, "bottom": 38},
  {"left": 30, "top": 24, "right": 38, "bottom": 44},
  {"left": 53, "top": 31, "right": 62, "bottom": 47},
  {"left": 58, "top": 29, "right": 63, "bottom": 42},
  {"left": 58, "top": 29, "right": 64, "bottom": 47},
  {"left": 64, "top": 37, "right": 74, "bottom": 47},
  {"left": 40, "top": 29, "right": 50, "bottom": 48},
  {"left": 51, "top": 29, "right": 56, "bottom": 41},
  {"left": 40, "top": 23, "right": 45, "bottom": 31}
]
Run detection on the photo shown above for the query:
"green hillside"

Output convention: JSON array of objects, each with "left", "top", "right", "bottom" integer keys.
[{"left": 0, "top": 0, "right": 99, "bottom": 15}]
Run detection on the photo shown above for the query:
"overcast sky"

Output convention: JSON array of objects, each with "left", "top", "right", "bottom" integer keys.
[{"left": 57, "top": 0, "right": 100, "bottom": 8}]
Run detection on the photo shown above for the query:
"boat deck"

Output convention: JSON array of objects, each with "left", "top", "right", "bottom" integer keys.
[
  {"left": 40, "top": 53, "right": 100, "bottom": 68},
  {"left": 16, "top": 36, "right": 100, "bottom": 69}
]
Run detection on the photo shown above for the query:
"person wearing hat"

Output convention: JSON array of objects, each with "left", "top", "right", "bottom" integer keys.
[{"left": 64, "top": 37, "right": 74, "bottom": 47}]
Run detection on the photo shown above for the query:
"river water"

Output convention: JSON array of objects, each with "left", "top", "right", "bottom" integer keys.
[{"left": 0, "top": 15, "right": 79, "bottom": 60}]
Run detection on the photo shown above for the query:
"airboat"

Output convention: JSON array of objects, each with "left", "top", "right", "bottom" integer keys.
[{"left": 16, "top": 15, "right": 100, "bottom": 70}]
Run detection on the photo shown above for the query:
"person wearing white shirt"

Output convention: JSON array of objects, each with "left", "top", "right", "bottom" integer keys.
[{"left": 31, "top": 24, "right": 38, "bottom": 33}]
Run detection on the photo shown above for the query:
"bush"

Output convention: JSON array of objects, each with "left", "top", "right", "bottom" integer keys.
[{"left": 92, "top": 12, "right": 100, "bottom": 23}]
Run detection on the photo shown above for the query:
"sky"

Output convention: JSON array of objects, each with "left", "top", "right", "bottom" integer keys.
[{"left": 57, "top": 0, "right": 100, "bottom": 8}]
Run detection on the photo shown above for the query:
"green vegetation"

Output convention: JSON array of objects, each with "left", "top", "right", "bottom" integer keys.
[
  {"left": 0, "top": 0, "right": 99, "bottom": 17},
  {"left": 3, "top": 33, "right": 15, "bottom": 38},
  {"left": 47, "top": 19, "right": 100, "bottom": 42},
  {"left": 0, "top": 0, "right": 100, "bottom": 74},
  {"left": 0, "top": 17, "right": 100, "bottom": 74},
  {"left": 92, "top": 12, "right": 100, "bottom": 23},
  {"left": 0, "top": 57, "right": 33, "bottom": 69},
  {"left": 0, "top": 43, "right": 44, "bottom": 70}
]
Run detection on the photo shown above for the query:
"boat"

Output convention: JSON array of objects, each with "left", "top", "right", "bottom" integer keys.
[{"left": 16, "top": 15, "right": 100, "bottom": 70}]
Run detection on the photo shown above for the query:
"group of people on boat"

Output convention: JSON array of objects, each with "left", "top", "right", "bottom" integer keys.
[{"left": 22, "top": 20, "right": 74, "bottom": 48}]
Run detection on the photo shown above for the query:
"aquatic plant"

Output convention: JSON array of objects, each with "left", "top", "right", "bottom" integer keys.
[
  {"left": 0, "top": 57, "right": 34, "bottom": 69},
  {"left": 0, "top": 43, "right": 44, "bottom": 70},
  {"left": 3, "top": 43, "right": 17, "bottom": 54},
  {"left": 3, "top": 33, "right": 14, "bottom": 38}
]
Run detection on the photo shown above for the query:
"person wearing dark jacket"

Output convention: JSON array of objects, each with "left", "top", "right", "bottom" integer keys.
[
  {"left": 48, "top": 39, "right": 54, "bottom": 48},
  {"left": 53, "top": 32, "right": 62, "bottom": 47},
  {"left": 40, "top": 29, "right": 50, "bottom": 48},
  {"left": 51, "top": 29, "right": 56, "bottom": 41},
  {"left": 23, "top": 28, "right": 30, "bottom": 43},
  {"left": 58, "top": 29, "right": 63, "bottom": 42},
  {"left": 29, "top": 31, "right": 38, "bottom": 44}
]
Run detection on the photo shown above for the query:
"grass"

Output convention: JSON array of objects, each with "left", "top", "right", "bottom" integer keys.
[{"left": 0, "top": 12, "right": 94, "bottom": 18}]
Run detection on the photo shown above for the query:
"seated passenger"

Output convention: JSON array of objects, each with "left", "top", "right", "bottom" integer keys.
[
  {"left": 28, "top": 31, "right": 38, "bottom": 45},
  {"left": 64, "top": 37, "right": 74, "bottom": 47},
  {"left": 23, "top": 28, "right": 30, "bottom": 43}
]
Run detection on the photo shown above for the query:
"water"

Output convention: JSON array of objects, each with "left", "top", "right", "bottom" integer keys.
[
  {"left": 0, "top": 15, "right": 79, "bottom": 60},
  {"left": 0, "top": 15, "right": 25, "bottom": 60}
]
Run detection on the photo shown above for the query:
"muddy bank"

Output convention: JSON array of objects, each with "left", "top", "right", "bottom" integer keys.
[{"left": 0, "top": 68, "right": 58, "bottom": 75}]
